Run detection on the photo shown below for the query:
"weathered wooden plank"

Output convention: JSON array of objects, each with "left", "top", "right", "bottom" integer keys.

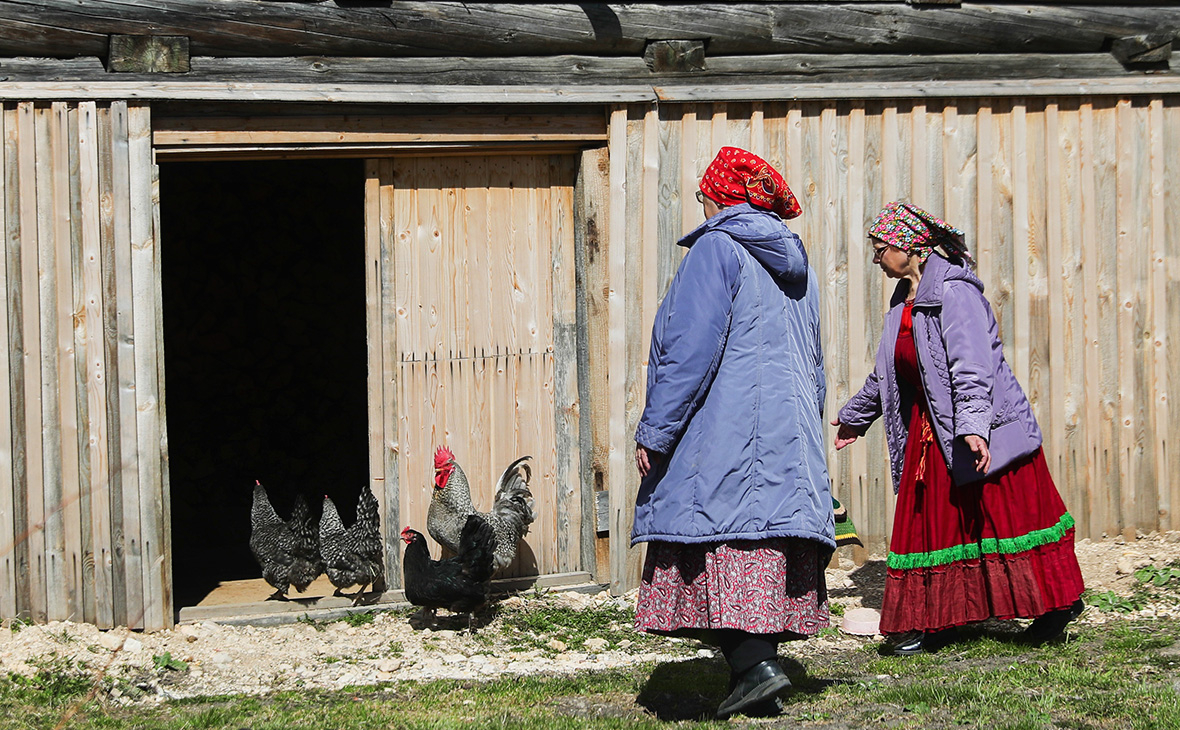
[
  {"left": 0, "top": 104, "right": 16, "bottom": 621},
  {"left": 95, "top": 104, "right": 126, "bottom": 626},
  {"left": 1044, "top": 101, "right": 1067, "bottom": 510},
  {"left": 1078, "top": 99, "right": 1104, "bottom": 538},
  {"left": 34, "top": 102, "right": 68, "bottom": 624},
  {"left": 1023, "top": 101, "right": 1051, "bottom": 458},
  {"left": 550, "top": 153, "right": 582, "bottom": 573},
  {"left": 378, "top": 153, "right": 401, "bottom": 584},
  {"left": 1164, "top": 98, "right": 1180, "bottom": 532},
  {"left": 153, "top": 112, "right": 609, "bottom": 147},
  {"left": 844, "top": 100, "right": 868, "bottom": 550},
  {"left": 573, "top": 144, "right": 610, "bottom": 582},
  {"left": 1091, "top": 99, "right": 1121, "bottom": 537},
  {"left": 50, "top": 101, "right": 84, "bottom": 622},
  {"left": 127, "top": 101, "right": 168, "bottom": 631},
  {"left": 149, "top": 151, "right": 172, "bottom": 628},
  {"left": 0, "top": 50, "right": 1160, "bottom": 90},
  {"left": 606, "top": 106, "right": 633, "bottom": 595},
  {"left": 656, "top": 105, "right": 681, "bottom": 302},
  {"left": 17, "top": 101, "right": 47, "bottom": 623},
  {"left": 363, "top": 160, "right": 386, "bottom": 576},
  {"left": 1148, "top": 97, "right": 1169, "bottom": 531},
  {"left": 859, "top": 100, "right": 889, "bottom": 555},
  {"left": 108, "top": 101, "right": 145, "bottom": 628},
  {"left": 617, "top": 105, "right": 646, "bottom": 595},
  {"left": 0, "top": 3, "right": 1172, "bottom": 58},
  {"left": 1115, "top": 98, "right": 1144, "bottom": 538},
  {"left": 66, "top": 102, "right": 94, "bottom": 626},
  {"left": 679, "top": 106, "right": 699, "bottom": 239},
  {"left": 1055, "top": 100, "right": 1087, "bottom": 528}
]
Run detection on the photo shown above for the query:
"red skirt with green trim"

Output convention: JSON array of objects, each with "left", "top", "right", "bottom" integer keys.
[{"left": 881, "top": 304, "right": 1085, "bottom": 634}]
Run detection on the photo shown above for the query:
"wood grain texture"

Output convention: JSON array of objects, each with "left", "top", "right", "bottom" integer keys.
[{"left": 0, "top": 2, "right": 1173, "bottom": 58}]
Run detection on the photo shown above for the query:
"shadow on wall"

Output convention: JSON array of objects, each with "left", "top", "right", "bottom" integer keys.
[{"left": 159, "top": 158, "right": 369, "bottom": 610}]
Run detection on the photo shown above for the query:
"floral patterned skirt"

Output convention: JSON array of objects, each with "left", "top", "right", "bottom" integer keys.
[{"left": 634, "top": 537, "right": 829, "bottom": 640}]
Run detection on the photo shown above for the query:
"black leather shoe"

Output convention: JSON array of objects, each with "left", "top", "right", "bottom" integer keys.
[
  {"left": 716, "top": 659, "right": 792, "bottom": 719},
  {"left": 886, "top": 627, "right": 960, "bottom": 656},
  {"left": 1023, "top": 599, "right": 1085, "bottom": 644}
]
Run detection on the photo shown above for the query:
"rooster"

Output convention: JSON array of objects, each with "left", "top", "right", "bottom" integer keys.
[
  {"left": 401, "top": 514, "right": 496, "bottom": 629},
  {"left": 427, "top": 447, "right": 535, "bottom": 573},
  {"left": 249, "top": 482, "right": 323, "bottom": 599},
  {"left": 319, "top": 487, "right": 386, "bottom": 604}
]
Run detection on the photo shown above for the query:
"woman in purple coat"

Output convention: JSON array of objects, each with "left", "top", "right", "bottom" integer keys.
[
  {"left": 833, "top": 202, "right": 1085, "bottom": 656},
  {"left": 633, "top": 148, "right": 833, "bottom": 719}
]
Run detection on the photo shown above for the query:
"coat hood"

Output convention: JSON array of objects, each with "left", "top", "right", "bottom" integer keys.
[
  {"left": 680, "top": 203, "right": 808, "bottom": 283},
  {"left": 892, "top": 251, "right": 984, "bottom": 308}
]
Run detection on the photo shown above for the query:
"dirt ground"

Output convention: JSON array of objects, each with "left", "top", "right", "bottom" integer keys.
[{"left": 1, "top": 531, "right": 1177, "bottom": 710}]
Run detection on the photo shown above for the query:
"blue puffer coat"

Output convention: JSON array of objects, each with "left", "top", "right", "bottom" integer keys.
[{"left": 632, "top": 204, "right": 834, "bottom": 549}]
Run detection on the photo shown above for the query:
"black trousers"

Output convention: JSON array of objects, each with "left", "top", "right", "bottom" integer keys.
[{"left": 717, "top": 630, "right": 778, "bottom": 675}]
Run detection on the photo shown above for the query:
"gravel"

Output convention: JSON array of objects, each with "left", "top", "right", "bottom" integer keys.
[{"left": 2, "top": 531, "right": 1178, "bottom": 705}]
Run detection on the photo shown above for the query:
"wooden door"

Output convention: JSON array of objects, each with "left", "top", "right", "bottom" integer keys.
[{"left": 367, "top": 153, "right": 583, "bottom": 583}]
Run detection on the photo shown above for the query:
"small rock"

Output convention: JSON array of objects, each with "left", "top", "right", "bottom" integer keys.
[
  {"left": 583, "top": 638, "right": 609, "bottom": 653},
  {"left": 546, "top": 638, "right": 568, "bottom": 652},
  {"left": 178, "top": 624, "right": 201, "bottom": 638},
  {"left": 1117, "top": 558, "right": 1136, "bottom": 574},
  {"left": 123, "top": 637, "right": 143, "bottom": 653},
  {"left": 434, "top": 630, "right": 456, "bottom": 640},
  {"left": 211, "top": 651, "right": 232, "bottom": 665},
  {"left": 696, "top": 649, "right": 715, "bottom": 658},
  {"left": 98, "top": 632, "right": 124, "bottom": 651},
  {"left": 617, "top": 639, "right": 633, "bottom": 650},
  {"left": 375, "top": 671, "right": 393, "bottom": 681},
  {"left": 377, "top": 659, "right": 401, "bottom": 673}
]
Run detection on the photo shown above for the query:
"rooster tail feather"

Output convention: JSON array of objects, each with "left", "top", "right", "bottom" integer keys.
[{"left": 492, "top": 456, "right": 536, "bottom": 530}]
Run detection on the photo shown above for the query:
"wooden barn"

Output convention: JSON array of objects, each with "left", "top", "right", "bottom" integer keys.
[{"left": 0, "top": 1, "right": 1177, "bottom": 630}]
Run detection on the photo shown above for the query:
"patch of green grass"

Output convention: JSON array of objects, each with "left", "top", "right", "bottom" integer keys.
[
  {"left": 500, "top": 603, "right": 650, "bottom": 653},
  {"left": 2, "top": 655, "right": 93, "bottom": 708},
  {"left": 828, "top": 602, "right": 845, "bottom": 617},
  {"left": 337, "top": 611, "right": 376, "bottom": 628},
  {"left": 296, "top": 614, "right": 327, "bottom": 631},
  {"left": 1085, "top": 588, "right": 1144, "bottom": 612},
  {"left": 152, "top": 652, "right": 188, "bottom": 672}
]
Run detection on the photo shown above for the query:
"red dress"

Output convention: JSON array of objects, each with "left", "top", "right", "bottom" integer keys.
[{"left": 880, "top": 302, "right": 1085, "bottom": 634}]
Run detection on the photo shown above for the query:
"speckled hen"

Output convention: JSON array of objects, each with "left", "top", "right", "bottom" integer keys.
[
  {"left": 250, "top": 481, "right": 323, "bottom": 599},
  {"left": 319, "top": 487, "right": 386, "bottom": 604}
]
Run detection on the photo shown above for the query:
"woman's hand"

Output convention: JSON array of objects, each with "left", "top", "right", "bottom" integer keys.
[
  {"left": 963, "top": 434, "right": 991, "bottom": 473},
  {"left": 636, "top": 445, "right": 663, "bottom": 477},
  {"left": 831, "top": 419, "right": 860, "bottom": 450}
]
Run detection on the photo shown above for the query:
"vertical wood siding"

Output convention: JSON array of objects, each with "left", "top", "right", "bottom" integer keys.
[
  {"left": 0, "top": 101, "right": 168, "bottom": 629},
  {"left": 609, "top": 96, "right": 1179, "bottom": 587}
]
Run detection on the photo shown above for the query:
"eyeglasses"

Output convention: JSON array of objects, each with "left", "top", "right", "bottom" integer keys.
[
  {"left": 871, "top": 245, "right": 890, "bottom": 263},
  {"left": 695, "top": 190, "right": 706, "bottom": 204}
]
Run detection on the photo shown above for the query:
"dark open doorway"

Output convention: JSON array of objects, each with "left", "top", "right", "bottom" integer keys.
[{"left": 159, "top": 158, "right": 369, "bottom": 611}]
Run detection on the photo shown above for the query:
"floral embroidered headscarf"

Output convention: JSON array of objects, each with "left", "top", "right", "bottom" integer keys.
[
  {"left": 700, "top": 146, "right": 802, "bottom": 220},
  {"left": 868, "top": 201, "right": 975, "bottom": 268}
]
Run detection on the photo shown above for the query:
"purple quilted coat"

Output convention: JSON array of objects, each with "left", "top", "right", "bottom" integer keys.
[{"left": 837, "top": 254, "right": 1043, "bottom": 491}]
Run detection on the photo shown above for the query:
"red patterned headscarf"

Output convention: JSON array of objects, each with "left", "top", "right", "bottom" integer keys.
[
  {"left": 868, "top": 201, "right": 975, "bottom": 268},
  {"left": 699, "top": 147, "right": 802, "bottom": 220}
]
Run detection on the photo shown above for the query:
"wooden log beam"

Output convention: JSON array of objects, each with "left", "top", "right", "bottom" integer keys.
[
  {"left": 0, "top": 2, "right": 1175, "bottom": 59},
  {"left": 0, "top": 53, "right": 1165, "bottom": 86}
]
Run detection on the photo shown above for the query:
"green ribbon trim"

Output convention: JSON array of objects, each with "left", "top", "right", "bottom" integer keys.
[{"left": 886, "top": 512, "right": 1075, "bottom": 571}]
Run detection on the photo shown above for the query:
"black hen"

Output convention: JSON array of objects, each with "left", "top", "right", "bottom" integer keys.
[
  {"left": 401, "top": 514, "right": 496, "bottom": 627},
  {"left": 320, "top": 487, "right": 386, "bottom": 604},
  {"left": 250, "top": 481, "right": 324, "bottom": 599}
]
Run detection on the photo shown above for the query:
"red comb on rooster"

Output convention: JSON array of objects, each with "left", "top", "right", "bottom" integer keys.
[{"left": 433, "top": 446, "right": 456, "bottom": 490}]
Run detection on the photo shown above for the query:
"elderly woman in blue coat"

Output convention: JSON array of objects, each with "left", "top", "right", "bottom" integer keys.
[{"left": 633, "top": 147, "right": 834, "bottom": 720}]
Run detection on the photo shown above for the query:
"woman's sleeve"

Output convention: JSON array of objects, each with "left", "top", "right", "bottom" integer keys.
[
  {"left": 838, "top": 360, "right": 884, "bottom": 433},
  {"left": 634, "top": 236, "right": 739, "bottom": 454},
  {"left": 940, "top": 282, "right": 996, "bottom": 440}
]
